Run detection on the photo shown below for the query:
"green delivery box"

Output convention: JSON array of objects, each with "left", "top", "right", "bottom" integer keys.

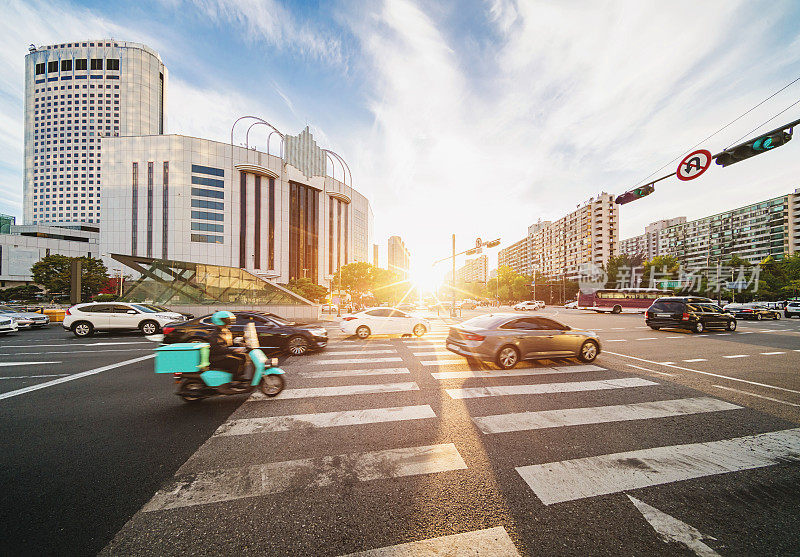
[{"left": 154, "top": 343, "right": 210, "bottom": 373}]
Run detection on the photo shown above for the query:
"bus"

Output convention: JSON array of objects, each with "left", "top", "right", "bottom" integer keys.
[{"left": 577, "top": 288, "right": 672, "bottom": 314}]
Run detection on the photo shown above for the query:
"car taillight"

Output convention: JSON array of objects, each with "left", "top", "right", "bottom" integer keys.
[
  {"left": 743, "top": 309, "right": 753, "bottom": 313},
  {"left": 162, "top": 326, "right": 175, "bottom": 334},
  {"left": 681, "top": 313, "right": 691, "bottom": 321},
  {"left": 342, "top": 316, "right": 357, "bottom": 321},
  {"left": 65, "top": 308, "right": 71, "bottom": 316},
  {"left": 645, "top": 311, "right": 652, "bottom": 319},
  {"left": 462, "top": 332, "right": 485, "bottom": 341}
]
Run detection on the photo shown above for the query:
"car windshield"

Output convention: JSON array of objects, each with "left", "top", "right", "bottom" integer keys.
[{"left": 130, "top": 304, "right": 163, "bottom": 313}]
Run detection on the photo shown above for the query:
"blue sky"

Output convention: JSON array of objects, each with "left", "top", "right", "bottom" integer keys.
[{"left": 2, "top": 0, "right": 800, "bottom": 275}]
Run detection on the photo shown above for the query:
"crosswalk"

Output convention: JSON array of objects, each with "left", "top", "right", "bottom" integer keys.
[{"left": 106, "top": 323, "right": 800, "bottom": 555}]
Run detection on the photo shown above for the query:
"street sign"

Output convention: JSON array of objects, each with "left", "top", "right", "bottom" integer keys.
[
  {"left": 726, "top": 280, "right": 748, "bottom": 291},
  {"left": 676, "top": 149, "right": 711, "bottom": 181},
  {"left": 476, "top": 238, "right": 482, "bottom": 248}
]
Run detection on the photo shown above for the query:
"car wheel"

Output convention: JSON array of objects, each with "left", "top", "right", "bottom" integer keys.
[
  {"left": 496, "top": 345, "right": 519, "bottom": 369},
  {"left": 726, "top": 320, "right": 737, "bottom": 331},
  {"left": 287, "top": 335, "right": 310, "bottom": 356},
  {"left": 72, "top": 321, "right": 94, "bottom": 338},
  {"left": 693, "top": 321, "right": 704, "bottom": 334},
  {"left": 611, "top": 305, "right": 622, "bottom": 314},
  {"left": 774, "top": 313, "right": 781, "bottom": 320},
  {"left": 356, "top": 326, "right": 371, "bottom": 339},
  {"left": 139, "top": 320, "right": 160, "bottom": 335},
  {"left": 578, "top": 340, "right": 599, "bottom": 363},
  {"left": 413, "top": 324, "right": 426, "bottom": 337},
  {"left": 756, "top": 313, "right": 763, "bottom": 321}
]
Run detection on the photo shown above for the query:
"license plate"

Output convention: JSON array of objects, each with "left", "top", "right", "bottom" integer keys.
[{"left": 657, "top": 313, "right": 672, "bottom": 317}]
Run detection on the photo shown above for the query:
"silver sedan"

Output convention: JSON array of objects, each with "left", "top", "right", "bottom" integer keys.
[{"left": 445, "top": 313, "right": 601, "bottom": 369}]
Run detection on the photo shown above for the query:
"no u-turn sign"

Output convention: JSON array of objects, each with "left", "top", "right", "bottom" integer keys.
[{"left": 677, "top": 149, "right": 712, "bottom": 181}]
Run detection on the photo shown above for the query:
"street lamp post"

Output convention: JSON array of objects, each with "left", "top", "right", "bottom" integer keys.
[{"left": 452, "top": 234, "right": 456, "bottom": 317}]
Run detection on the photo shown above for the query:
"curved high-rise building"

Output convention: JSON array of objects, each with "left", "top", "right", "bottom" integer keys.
[{"left": 23, "top": 39, "right": 167, "bottom": 225}]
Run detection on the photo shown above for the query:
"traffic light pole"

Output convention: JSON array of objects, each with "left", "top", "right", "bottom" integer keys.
[{"left": 452, "top": 234, "right": 456, "bottom": 318}]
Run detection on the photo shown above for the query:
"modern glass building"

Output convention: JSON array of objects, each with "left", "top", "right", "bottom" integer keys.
[
  {"left": 24, "top": 39, "right": 167, "bottom": 226},
  {"left": 100, "top": 127, "right": 373, "bottom": 288}
]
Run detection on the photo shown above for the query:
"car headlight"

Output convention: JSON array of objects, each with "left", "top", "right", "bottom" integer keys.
[{"left": 309, "top": 327, "right": 327, "bottom": 336}]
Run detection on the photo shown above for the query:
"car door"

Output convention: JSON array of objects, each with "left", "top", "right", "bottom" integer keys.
[
  {"left": 500, "top": 318, "right": 549, "bottom": 358},
  {"left": 703, "top": 304, "right": 726, "bottom": 328},
  {"left": 533, "top": 317, "right": 582, "bottom": 356},
  {"left": 108, "top": 304, "right": 142, "bottom": 329},
  {"left": 363, "top": 309, "right": 391, "bottom": 333},
  {"left": 388, "top": 309, "right": 412, "bottom": 334},
  {"left": 249, "top": 314, "right": 281, "bottom": 351},
  {"left": 81, "top": 303, "right": 113, "bottom": 330}
]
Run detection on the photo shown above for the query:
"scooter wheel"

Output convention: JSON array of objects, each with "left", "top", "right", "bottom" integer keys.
[
  {"left": 260, "top": 374, "right": 285, "bottom": 397},
  {"left": 179, "top": 378, "right": 206, "bottom": 402}
]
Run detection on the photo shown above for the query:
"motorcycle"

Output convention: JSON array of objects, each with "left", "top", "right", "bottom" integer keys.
[{"left": 154, "top": 323, "right": 285, "bottom": 402}]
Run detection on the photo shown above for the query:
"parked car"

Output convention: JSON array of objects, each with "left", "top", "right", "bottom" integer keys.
[
  {"left": 0, "top": 305, "right": 50, "bottom": 329},
  {"left": 162, "top": 311, "right": 328, "bottom": 355},
  {"left": 458, "top": 301, "right": 477, "bottom": 310},
  {"left": 0, "top": 315, "right": 19, "bottom": 335},
  {"left": 564, "top": 300, "right": 578, "bottom": 309},
  {"left": 63, "top": 302, "right": 187, "bottom": 337},
  {"left": 646, "top": 297, "right": 736, "bottom": 333},
  {"left": 341, "top": 307, "right": 430, "bottom": 339},
  {"left": 513, "top": 300, "right": 544, "bottom": 311},
  {"left": 321, "top": 304, "right": 337, "bottom": 314},
  {"left": 445, "top": 313, "right": 600, "bottom": 369},
  {"left": 722, "top": 303, "right": 780, "bottom": 321},
  {"left": 785, "top": 301, "right": 800, "bottom": 319}
]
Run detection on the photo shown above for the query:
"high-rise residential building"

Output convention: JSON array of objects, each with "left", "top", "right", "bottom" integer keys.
[
  {"left": 388, "top": 235, "right": 410, "bottom": 277},
  {"left": 464, "top": 255, "right": 488, "bottom": 283},
  {"left": 373, "top": 244, "right": 379, "bottom": 267},
  {"left": 100, "top": 127, "right": 373, "bottom": 286},
  {"left": 657, "top": 189, "right": 800, "bottom": 267},
  {"left": 618, "top": 216, "right": 686, "bottom": 260},
  {"left": 498, "top": 194, "right": 619, "bottom": 279},
  {"left": 24, "top": 40, "right": 167, "bottom": 226}
]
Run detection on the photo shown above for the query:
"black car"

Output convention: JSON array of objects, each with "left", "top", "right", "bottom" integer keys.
[
  {"left": 723, "top": 303, "right": 780, "bottom": 321},
  {"left": 161, "top": 311, "right": 328, "bottom": 355},
  {"left": 645, "top": 297, "right": 736, "bottom": 333}
]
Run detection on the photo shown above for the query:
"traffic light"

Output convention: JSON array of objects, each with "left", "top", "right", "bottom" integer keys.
[
  {"left": 714, "top": 127, "right": 793, "bottom": 167},
  {"left": 615, "top": 183, "right": 655, "bottom": 205}
]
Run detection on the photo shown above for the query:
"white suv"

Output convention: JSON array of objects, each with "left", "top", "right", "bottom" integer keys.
[
  {"left": 785, "top": 301, "right": 800, "bottom": 319},
  {"left": 513, "top": 300, "right": 544, "bottom": 311},
  {"left": 63, "top": 302, "right": 186, "bottom": 337}
]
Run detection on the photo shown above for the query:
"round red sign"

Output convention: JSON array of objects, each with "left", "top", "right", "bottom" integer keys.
[{"left": 677, "top": 149, "right": 712, "bottom": 181}]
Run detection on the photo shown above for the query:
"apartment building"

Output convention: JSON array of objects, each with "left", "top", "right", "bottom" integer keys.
[
  {"left": 618, "top": 216, "right": 687, "bottom": 259},
  {"left": 388, "top": 235, "right": 410, "bottom": 277}
]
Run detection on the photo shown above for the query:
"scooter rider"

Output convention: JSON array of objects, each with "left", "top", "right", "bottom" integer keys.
[{"left": 208, "top": 311, "right": 247, "bottom": 382}]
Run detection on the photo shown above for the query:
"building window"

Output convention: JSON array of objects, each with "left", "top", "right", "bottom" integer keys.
[
  {"left": 90, "top": 59, "right": 103, "bottom": 70},
  {"left": 192, "top": 222, "right": 223, "bottom": 233},
  {"left": 191, "top": 164, "right": 224, "bottom": 177},
  {"left": 254, "top": 175, "right": 261, "bottom": 269},
  {"left": 191, "top": 187, "right": 224, "bottom": 200},
  {"left": 35, "top": 63, "right": 45, "bottom": 75},
  {"left": 47, "top": 61, "right": 58, "bottom": 73},
  {"left": 268, "top": 178, "right": 275, "bottom": 270},
  {"left": 329, "top": 198, "right": 334, "bottom": 274},
  {"left": 191, "top": 198, "right": 223, "bottom": 210},
  {"left": 131, "top": 162, "right": 138, "bottom": 255},
  {"left": 146, "top": 162, "right": 154, "bottom": 257},
  {"left": 191, "top": 234, "right": 223, "bottom": 244},
  {"left": 239, "top": 172, "right": 247, "bottom": 268},
  {"left": 192, "top": 210, "right": 224, "bottom": 222},
  {"left": 106, "top": 59, "right": 120, "bottom": 70},
  {"left": 75, "top": 58, "right": 87, "bottom": 71},
  {"left": 191, "top": 175, "right": 224, "bottom": 188},
  {"left": 61, "top": 59, "right": 72, "bottom": 71},
  {"left": 289, "top": 181, "right": 319, "bottom": 281}
]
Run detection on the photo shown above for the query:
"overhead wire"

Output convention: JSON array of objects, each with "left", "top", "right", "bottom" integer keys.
[
  {"left": 723, "top": 96, "right": 800, "bottom": 148},
  {"left": 631, "top": 74, "right": 800, "bottom": 187}
]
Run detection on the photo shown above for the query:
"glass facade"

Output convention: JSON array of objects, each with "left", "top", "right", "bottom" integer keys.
[
  {"left": 289, "top": 181, "right": 318, "bottom": 281},
  {"left": 191, "top": 165, "right": 225, "bottom": 245},
  {"left": 114, "top": 254, "right": 311, "bottom": 307}
]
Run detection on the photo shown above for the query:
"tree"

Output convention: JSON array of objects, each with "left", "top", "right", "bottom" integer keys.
[
  {"left": 604, "top": 253, "right": 644, "bottom": 288},
  {"left": 0, "top": 284, "right": 43, "bottom": 302},
  {"left": 641, "top": 255, "right": 680, "bottom": 287},
  {"left": 31, "top": 255, "right": 109, "bottom": 301},
  {"left": 285, "top": 278, "right": 328, "bottom": 302}
]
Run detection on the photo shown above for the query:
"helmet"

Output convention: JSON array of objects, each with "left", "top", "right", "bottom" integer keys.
[{"left": 210, "top": 310, "right": 235, "bottom": 326}]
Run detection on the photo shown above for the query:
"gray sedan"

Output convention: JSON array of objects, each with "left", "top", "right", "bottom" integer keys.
[
  {"left": 445, "top": 313, "right": 600, "bottom": 369},
  {"left": 0, "top": 305, "right": 50, "bottom": 329}
]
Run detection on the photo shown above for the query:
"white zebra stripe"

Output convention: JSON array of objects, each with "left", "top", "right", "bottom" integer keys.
[
  {"left": 446, "top": 377, "right": 657, "bottom": 399},
  {"left": 248, "top": 382, "right": 419, "bottom": 401}
]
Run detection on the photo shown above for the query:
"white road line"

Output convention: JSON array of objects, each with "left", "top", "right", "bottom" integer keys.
[
  {"left": 683, "top": 359, "right": 707, "bottom": 363},
  {"left": 664, "top": 335, "right": 685, "bottom": 339},
  {"left": 0, "top": 374, "right": 71, "bottom": 380},
  {"left": 304, "top": 357, "right": 404, "bottom": 365},
  {"left": 604, "top": 339, "right": 627, "bottom": 342},
  {"left": 299, "top": 368, "right": 411, "bottom": 378},
  {"left": 516, "top": 428, "right": 800, "bottom": 505},
  {"left": 215, "top": 405, "right": 437, "bottom": 436},
  {"left": 0, "top": 348, "right": 150, "bottom": 356},
  {"left": 321, "top": 349, "right": 397, "bottom": 355},
  {"left": 446, "top": 377, "right": 656, "bottom": 399},
  {"left": 413, "top": 351, "right": 454, "bottom": 356},
  {"left": 636, "top": 337, "right": 658, "bottom": 341},
  {"left": 628, "top": 496, "right": 721, "bottom": 557},
  {"left": 473, "top": 397, "right": 741, "bottom": 434},
  {"left": 339, "top": 526, "right": 521, "bottom": 557},
  {"left": 712, "top": 385, "right": 800, "bottom": 407},
  {"left": 611, "top": 327, "right": 626, "bottom": 330},
  {"left": 421, "top": 359, "right": 470, "bottom": 366},
  {"left": 626, "top": 364, "right": 673, "bottom": 376},
  {"left": 0, "top": 354, "right": 155, "bottom": 402},
  {"left": 761, "top": 352, "right": 786, "bottom": 355},
  {"left": 0, "top": 341, "right": 153, "bottom": 348},
  {"left": 605, "top": 350, "right": 800, "bottom": 395},
  {"left": 249, "top": 382, "right": 419, "bottom": 401},
  {"left": 142, "top": 443, "right": 467, "bottom": 512},
  {"left": 431, "top": 365, "right": 604, "bottom": 380},
  {"left": 0, "top": 361, "right": 61, "bottom": 367},
  {"left": 737, "top": 331, "right": 754, "bottom": 334},
  {"left": 658, "top": 361, "right": 676, "bottom": 365},
  {"left": 723, "top": 355, "right": 749, "bottom": 359}
]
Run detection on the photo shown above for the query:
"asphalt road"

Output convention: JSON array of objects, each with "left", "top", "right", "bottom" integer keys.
[{"left": 1, "top": 310, "right": 799, "bottom": 556}]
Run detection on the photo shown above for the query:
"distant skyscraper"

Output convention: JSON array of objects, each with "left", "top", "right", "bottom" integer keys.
[
  {"left": 388, "top": 235, "right": 410, "bottom": 277},
  {"left": 24, "top": 39, "right": 167, "bottom": 225},
  {"left": 373, "top": 244, "right": 380, "bottom": 267}
]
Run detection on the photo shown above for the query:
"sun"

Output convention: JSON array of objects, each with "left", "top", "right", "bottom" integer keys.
[{"left": 409, "top": 265, "right": 443, "bottom": 293}]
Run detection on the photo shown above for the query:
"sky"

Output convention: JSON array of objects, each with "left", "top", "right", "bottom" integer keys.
[{"left": 1, "top": 0, "right": 800, "bottom": 281}]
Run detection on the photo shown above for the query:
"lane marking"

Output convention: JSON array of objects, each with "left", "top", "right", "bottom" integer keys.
[
  {"left": 304, "top": 357, "right": 403, "bottom": 365},
  {"left": 683, "top": 359, "right": 707, "bottom": 363},
  {"left": 664, "top": 335, "right": 684, "bottom": 339},
  {"left": 142, "top": 443, "right": 467, "bottom": 511},
  {"left": 446, "top": 377, "right": 656, "bottom": 399},
  {"left": 604, "top": 351, "right": 800, "bottom": 395},
  {"left": 658, "top": 361, "right": 676, "bottom": 365},
  {"left": 298, "top": 368, "right": 410, "bottom": 378},
  {"left": 760, "top": 352, "right": 786, "bottom": 355},
  {"left": 516, "top": 428, "right": 800, "bottom": 505},
  {"left": 605, "top": 339, "right": 627, "bottom": 342},
  {"left": 474, "top": 397, "right": 741, "bottom": 434},
  {"left": 339, "top": 526, "right": 521, "bottom": 557},
  {"left": 431, "top": 365, "right": 604, "bottom": 380},
  {"left": 626, "top": 364, "right": 673, "bottom": 377},
  {"left": 0, "top": 361, "right": 61, "bottom": 367},
  {"left": 214, "top": 405, "right": 437, "bottom": 436},
  {"left": 0, "top": 341, "right": 153, "bottom": 348},
  {"left": 320, "top": 349, "right": 397, "bottom": 355},
  {"left": 0, "top": 348, "right": 150, "bottom": 356},
  {"left": 421, "top": 359, "right": 470, "bottom": 366},
  {"left": 723, "top": 355, "right": 749, "bottom": 359},
  {"left": 712, "top": 385, "right": 800, "bottom": 408},
  {"left": 628, "top": 495, "right": 720, "bottom": 557},
  {"left": 636, "top": 337, "right": 658, "bottom": 341},
  {"left": 0, "top": 374, "right": 71, "bottom": 380},
  {"left": 0, "top": 354, "right": 155, "bottom": 402},
  {"left": 249, "top": 382, "right": 419, "bottom": 401}
]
